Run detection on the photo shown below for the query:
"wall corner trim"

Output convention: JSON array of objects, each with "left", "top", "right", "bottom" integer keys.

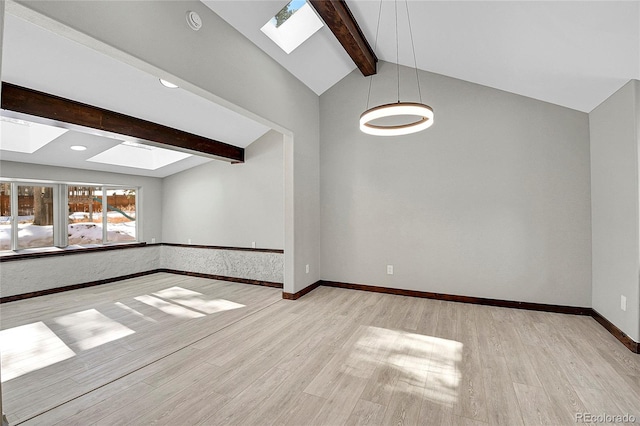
[
  {"left": 160, "top": 243, "right": 283, "bottom": 253},
  {"left": 0, "top": 270, "right": 161, "bottom": 303},
  {"left": 317, "top": 280, "right": 639, "bottom": 354},
  {"left": 590, "top": 309, "right": 640, "bottom": 353},
  {"left": 282, "top": 280, "right": 322, "bottom": 300},
  {"left": 157, "top": 269, "right": 282, "bottom": 289},
  {"left": 1, "top": 269, "right": 282, "bottom": 303},
  {"left": 320, "top": 280, "right": 592, "bottom": 315}
]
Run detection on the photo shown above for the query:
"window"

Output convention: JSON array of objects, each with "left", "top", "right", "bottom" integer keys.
[
  {"left": 0, "top": 183, "right": 11, "bottom": 251},
  {"left": 0, "top": 116, "right": 68, "bottom": 154},
  {"left": 87, "top": 141, "right": 191, "bottom": 170},
  {"left": 260, "top": 0, "right": 324, "bottom": 54},
  {"left": 68, "top": 185, "right": 103, "bottom": 245},
  {"left": 17, "top": 185, "right": 55, "bottom": 249},
  {"left": 0, "top": 180, "right": 139, "bottom": 252},
  {"left": 105, "top": 188, "right": 136, "bottom": 243}
]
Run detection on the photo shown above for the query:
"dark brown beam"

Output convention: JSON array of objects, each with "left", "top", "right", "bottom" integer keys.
[
  {"left": 309, "top": 0, "right": 377, "bottom": 76},
  {"left": 1, "top": 82, "right": 244, "bottom": 163}
]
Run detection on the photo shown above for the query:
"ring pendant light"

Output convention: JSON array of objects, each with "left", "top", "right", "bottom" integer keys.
[{"left": 360, "top": 0, "right": 434, "bottom": 136}]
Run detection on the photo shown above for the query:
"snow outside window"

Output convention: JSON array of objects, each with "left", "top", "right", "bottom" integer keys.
[
  {"left": 106, "top": 188, "right": 136, "bottom": 243},
  {"left": 0, "top": 181, "right": 138, "bottom": 251},
  {"left": 0, "top": 183, "right": 12, "bottom": 250},
  {"left": 17, "top": 185, "right": 55, "bottom": 249}
]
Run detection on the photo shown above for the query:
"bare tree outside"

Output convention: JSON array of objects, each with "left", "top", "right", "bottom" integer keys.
[{"left": 32, "top": 187, "right": 53, "bottom": 226}]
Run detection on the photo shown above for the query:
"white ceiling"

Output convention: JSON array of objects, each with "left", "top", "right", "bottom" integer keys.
[
  {"left": 202, "top": 0, "right": 356, "bottom": 95},
  {"left": 1, "top": 13, "right": 271, "bottom": 178},
  {"left": 0, "top": 124, "right": 213, "bottom": 178},
  {"left": 1, "top": 1, "right": 637, "bottom": 179},
  {"left": 208, "top": 0, "right": 640, "bottom": 113}
]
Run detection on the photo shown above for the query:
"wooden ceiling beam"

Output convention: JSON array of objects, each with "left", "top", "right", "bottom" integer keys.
[
  {"left": 309, "top": 0, "right": 377, "bottom": 76},
  {"left": 1, "top": 82, "right": 244, "bottom": 163}
]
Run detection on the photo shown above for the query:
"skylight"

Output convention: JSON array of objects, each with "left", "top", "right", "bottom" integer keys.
[
  {"left": 0, "top": 116, "right": 68, "bottom": 153},
  {"left": 260, "top": 0, "right": 324, "bottom": 54},
  {"left": 87, "top": 140, "right": 191, "bottom": 170}
]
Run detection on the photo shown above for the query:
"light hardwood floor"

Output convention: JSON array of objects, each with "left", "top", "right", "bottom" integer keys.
[{"left": 1, "top": 273, "right": 639, "bottom": 425}]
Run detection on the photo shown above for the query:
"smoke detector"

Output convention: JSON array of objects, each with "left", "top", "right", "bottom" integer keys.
[{"left": 186, "top": 11, "right": 202, "bottom": 31}]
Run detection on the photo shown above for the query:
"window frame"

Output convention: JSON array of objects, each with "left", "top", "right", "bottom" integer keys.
[
  {"left": 0, "top": 179, "right": 140, "bottom": 252},
  {"left": 103, "top": 186, "right": 139, "bottom": 245}
]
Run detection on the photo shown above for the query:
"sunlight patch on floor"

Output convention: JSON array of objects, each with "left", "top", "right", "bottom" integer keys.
[
  {"left": 0, "top": 285, "right": 248, "bottom": 389},
  {"left": 0, "top": 321, "right": 75, "bottom": 382},
  {"left": 114, "top": 301, "right": 158, "bottom": 323},
  {"left": 423, "top": 370, "right": 460, "bottom": 407},
  {"left": 53, "top": 309, "right": 135, "bottom": 351},
  {"left": 152, "top": 286, "right": 245, "bottom": 314},
  {"left": 135, "top": 294, "right": 206, "bottom": 319},
  {"left": 348, "top": 326, "right": 462, "bottom": 404}
]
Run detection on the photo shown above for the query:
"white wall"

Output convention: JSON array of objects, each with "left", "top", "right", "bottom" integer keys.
[
  {"left": 0, "top": 0, "right": 6, "bottom": 416},
  {"left": 590, "top": 80, "right": 640, "bottom": 342},
  {"left": 11, "top": 0, "right": 320, "bottom": 294},
  {"left": 162, "top": 130, "right": 283, "bottom": 249},
  {"left": 320, "top": 62, "right": 592, "bottom": 307},
  {"left": 637, "top": 80, "right": 640, "bottom": 342},
  {"left": 0, "top": 161, "right": 163, "bottom": 243}
]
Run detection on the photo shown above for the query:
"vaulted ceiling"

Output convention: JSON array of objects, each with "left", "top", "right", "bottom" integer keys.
[{"left": 206, "top": 0, "right": 640, "bottom": 113}]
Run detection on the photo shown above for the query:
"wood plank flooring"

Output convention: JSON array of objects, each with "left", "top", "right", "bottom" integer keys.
[{"left": 1, "top": 273, "right": 639, "bottom": 425}]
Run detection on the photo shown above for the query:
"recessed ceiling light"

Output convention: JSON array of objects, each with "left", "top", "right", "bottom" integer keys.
[
  {"left": 159, "top": 78, "right": 179, "bottom": 89},
  {"left": 70, "top": 145, "right": 87, "bottom": 151}
]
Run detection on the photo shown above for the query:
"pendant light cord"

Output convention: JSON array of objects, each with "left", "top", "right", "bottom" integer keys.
[
  {"left": 360, "top": 0, "right": 433, "bottom": 136},
  {"left": 405, "top": 0, "right": 422, "bottom": 103},
  {"left": 366, "top": 0, "right": 384, "bottom": 110},
  {"left": 395, "top": 0, "right": 400, "bottom": 103}
]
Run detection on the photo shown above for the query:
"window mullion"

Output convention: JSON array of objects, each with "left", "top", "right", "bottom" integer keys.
[
  {"left": 52, "top": 183, "right": 59, "bottom": 247},
  {"left": 54, "top": 184, "right": 68, "bottom": 248},
  {"left": 135, "top": 187, "right": 141, "bottom": 242},
  {"left": 102, "top": 186, "right": 108, "bottom": 244},
  {"left": 10, "top": 182, "right": 18, "bottom": 251}
]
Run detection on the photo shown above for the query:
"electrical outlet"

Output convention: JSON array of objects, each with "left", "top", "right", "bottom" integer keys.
[
  {"left": 305, "top": 264, "right": 309, "bottom": 274},
  {"left": 387, "top": 265, "right": 394, "bottom": 275},
  {"left": 621, "top": 295, "right": 627, "bottom": 311},
  {"left": 252, "top": 241, "right": 256, "bottom": 248},
  {"left": 151, "top": 237, "right": 156, "bottom": 244},
  {"left": 188, "top": 238, "right": 192, "bottom": 244}
]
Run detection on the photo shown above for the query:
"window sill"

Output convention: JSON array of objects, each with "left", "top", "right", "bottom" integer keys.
[{"left": 0, "top": 242, "right": 148, "bottom": 262}]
